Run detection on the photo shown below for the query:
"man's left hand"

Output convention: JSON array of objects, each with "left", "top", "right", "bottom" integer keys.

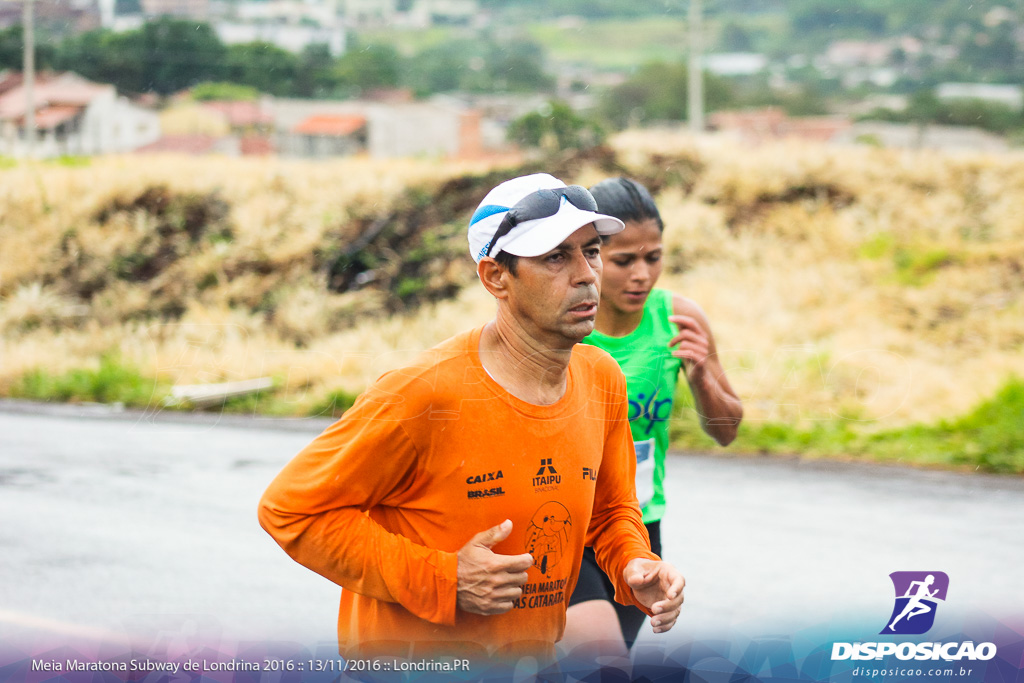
[{"left": 623, "top": 558, "right": 686, "bottom": 634}]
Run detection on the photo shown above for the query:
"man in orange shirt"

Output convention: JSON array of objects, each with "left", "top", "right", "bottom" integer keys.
[{"left": 258, "top": 173, "right": 686, "bottom": 663}]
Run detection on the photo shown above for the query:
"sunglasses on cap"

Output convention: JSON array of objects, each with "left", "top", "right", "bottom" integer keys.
[{"left": 481, "top": 185, "right": 599, "bottom": 259}]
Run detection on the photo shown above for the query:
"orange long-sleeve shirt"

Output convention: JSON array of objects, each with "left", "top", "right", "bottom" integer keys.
[{"left": 258, "top": 325, "right": 658, "bottom": 659}]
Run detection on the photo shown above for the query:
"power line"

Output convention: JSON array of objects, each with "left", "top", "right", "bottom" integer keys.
[
  {"left": 23, "top": 0, "right": 35, "bottom": 158},
  {"left": 688, "top": 0, "right": 703, "bottom": 133}
]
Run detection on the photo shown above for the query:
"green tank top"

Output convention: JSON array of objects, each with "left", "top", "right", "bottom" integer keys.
[{"left": 581, "top": 288, "right": 682, "bottom": 523}]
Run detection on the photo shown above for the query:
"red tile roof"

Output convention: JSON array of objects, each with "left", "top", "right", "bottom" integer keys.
[
  {"left": 31, "top": 105, "right": 81, "bottom": 129},
  {"left": 0, "top": 72, "right": 111, "bottom": 119},
  {"left": 293, "top": 114, "right": 366, "bottom": 137},
  {"left": 134, "top": 135, "right": 220, "bottom": 154},
  {"left": 240, "top": 135, "right": 274, "bottom": 155}
]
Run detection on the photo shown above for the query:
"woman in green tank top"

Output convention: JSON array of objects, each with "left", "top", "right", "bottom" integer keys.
[{"left": 563, "top": 177, "right": 744, "bottom": 656}]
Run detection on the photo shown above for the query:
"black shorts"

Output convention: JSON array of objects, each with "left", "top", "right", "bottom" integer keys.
[{"left": 568, "top": 521, "right": 662, "bottom": 646}]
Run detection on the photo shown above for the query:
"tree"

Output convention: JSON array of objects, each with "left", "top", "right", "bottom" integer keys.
[
  {"left": 719, "top": 21, "right": 754, "bottom": 52},
  {"left": 138, "top": 18, "right": 227, "bottom": 94},
  {"left": 791, "top": 1, "right": 887, "bottom": 36},
  {"left": 0, "top": 25, "right": 58, "bottom": 71},
  {"left": 507, "top": 101, "right": 605, "bottom": 151},
  {"left": 334, "top": 43, "right": 401, "bottom": 94},
  {"left": 403, "top": 41, "right": 479, "bottom": 96},
  {"left": 191, "top": 81, "right": 260, "bottom": 101},
  {"left": 225, "top": 42, "right": 298, "bottom": 96},
  {"left": 598, "top": 60, "right": 735, "bottom": 129},
  {"left": 55, "top": 28, "right": 146, "bottom": 93},
  {"left": 484, "top": 41, "right": 554, "bottom": 93},
  {"left": 294, "top": 43, "right": 341, "bottom": 98}
]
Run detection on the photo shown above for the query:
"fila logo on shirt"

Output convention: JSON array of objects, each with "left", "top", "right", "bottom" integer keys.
[
  {"left": 582, "top": 467, "right": 597, "bottom": 481},
  {"left": 533, "top": 458, "right": 561, "bottom": 491}
]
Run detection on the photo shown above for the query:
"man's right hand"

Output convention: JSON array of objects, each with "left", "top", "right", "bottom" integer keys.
[{"left": 456, "top": 519, "right": 533, "bottom": 615}]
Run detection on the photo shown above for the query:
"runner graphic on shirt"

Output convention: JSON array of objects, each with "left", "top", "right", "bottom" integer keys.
[{"left": 526, "top": 502, "right": 572, "bottom": 575}]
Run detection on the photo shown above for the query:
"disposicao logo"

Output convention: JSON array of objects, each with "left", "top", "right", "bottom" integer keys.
[
  {"left": 881, "top": 571, "right": 948, "bottom": 635},
  {"left": 830, "top": 571, "right": 997, "bottom": 663}
]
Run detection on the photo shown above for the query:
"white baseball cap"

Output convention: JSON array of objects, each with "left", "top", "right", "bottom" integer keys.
[{"left": 467, "top": 173, "right": 624, "bottom": 263}]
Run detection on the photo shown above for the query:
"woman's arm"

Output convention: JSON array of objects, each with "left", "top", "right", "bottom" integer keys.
[{"left": 668, "top": 295, "right": 744, "bottom": 446}]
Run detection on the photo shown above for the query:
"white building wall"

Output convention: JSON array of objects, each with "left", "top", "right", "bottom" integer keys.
[
  {"left": 936, "top": 83, "right": 1024, "bottom": 110},
  {"left": 271, "top": 98, "right": 468, "bottom": 159},
  {"left": 366, "top": 103, "right": 460, "bottom": 158},
  {"left": 0, "top": 92, "right": 160, "bottom": 157},
  {"left": 215, "top": 22, "right": 345, "bottom": 56}
]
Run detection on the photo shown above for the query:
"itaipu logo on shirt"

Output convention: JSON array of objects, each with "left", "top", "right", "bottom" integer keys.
[
  {"left": 533, "top": 458, "right": 561, "bottom": 492},
  {"left": 880, "top": 571, "right": 949, "bottom": 635}
]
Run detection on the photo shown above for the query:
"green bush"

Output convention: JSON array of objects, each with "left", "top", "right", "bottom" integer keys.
[
  {"left": 673, "top": 377, "right": 1024, "bottom": 473},
  {"left": 308, "top": 389, "right": 359, "bottom": 419},
  {"left": 9, "top": 355, "right": 168, "bottom": 407}
]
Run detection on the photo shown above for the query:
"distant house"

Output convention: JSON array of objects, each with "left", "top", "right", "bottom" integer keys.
[
  {"left": 0, "top": 0, "right": 99, "bottom": 32},
  {"left": 200, "top": 99, "right": 274, "bottom": 133},
  {"left": 140, "top": 0, "right": 208, "bottom": 18},
  {"left": 709, "top": 107, "right": 852, "bottom": 143},
  {"left": 710, "top": 107, "right": 1009, "bottom": 152},
  {"left": 343, "top": 0, "right": 395, "bottom": 28},
  {"left": 135, "top": 134, "right": 228, "bottom": 155},
  {"left": 284, "top": 114, "right": 367, "bottom": 157},
  {"left": 704, "top": 53, "right": 768, "bottom": 77},
  {"left": 271, "top": 97, "right": 486, "bottom": 159},
  {"left": 406, "top": 0, "right": 478, "bottom": 28},
  {"left": 0, "top": 71, "right": 160, "bottom": 158},
  {"left": 824, "top": 40, "right": 892, "bottom": 68},
  {"left": 936, "top": 83, "right": 1024, "bottom": 111},
  {"left": 214, "top": 22, "right": 346, "bottom": 56},
  {"left": 834, "top": 122, "right": 1009, "bottom": 153},
  {"left": 142, "top": 97, "right": 275, "bottom": 156}
]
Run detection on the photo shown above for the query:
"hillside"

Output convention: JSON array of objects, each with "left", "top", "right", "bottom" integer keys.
[{"left": 1, "top": 135, "right": 1022, "bottom": 471}]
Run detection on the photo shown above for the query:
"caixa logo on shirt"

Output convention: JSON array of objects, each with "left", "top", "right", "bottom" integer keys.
[
  {"left": 831, "top": 571, "right": 997, "bottom": 662},
  {"left": 466, "top": 470, "right": 504, "bottom": 499}
]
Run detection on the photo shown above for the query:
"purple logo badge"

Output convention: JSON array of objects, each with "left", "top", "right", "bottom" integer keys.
[{"left": 880, "top": 571, "right": 949, "bottom": 635}]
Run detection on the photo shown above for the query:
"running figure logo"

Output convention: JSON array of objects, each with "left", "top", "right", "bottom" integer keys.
[
  {"left": 880, "top": 571, "right": 949, "bottom": 635},
  {"left": 525, "top": 502, "right": 572, "bottom": 575}
]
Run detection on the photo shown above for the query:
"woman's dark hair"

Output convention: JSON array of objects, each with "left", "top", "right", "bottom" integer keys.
[{"left": 588, "top": 177, "right": 663, "bottom": 233}]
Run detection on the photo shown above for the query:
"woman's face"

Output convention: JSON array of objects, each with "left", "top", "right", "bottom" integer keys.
[{"left": 599, "top": 218, "right": 664, "bottom": 316}]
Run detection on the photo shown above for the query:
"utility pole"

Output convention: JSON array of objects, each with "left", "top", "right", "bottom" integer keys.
[
  {"left": 22, "top": 0, "right": 36, "bottom": 159},
  {"left": 688, "top": 0, "right": 704, "bottom": 133}
]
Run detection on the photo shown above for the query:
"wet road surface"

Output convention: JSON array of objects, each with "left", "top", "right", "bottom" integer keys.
[{"left": 1, "top": 401, "right": 1021, "bottom": 651}]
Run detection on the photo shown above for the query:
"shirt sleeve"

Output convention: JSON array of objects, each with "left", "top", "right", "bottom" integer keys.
[
  {"left": 585, "top": 360, "right": 661, "bottom": 614},
  {"left": 257, "top": 374, "right": 459, "bottom": 626}
]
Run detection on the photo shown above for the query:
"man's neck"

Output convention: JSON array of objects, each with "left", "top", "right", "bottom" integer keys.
[{"left": 478, "top": 315, "right": 576, "bottom": 406}]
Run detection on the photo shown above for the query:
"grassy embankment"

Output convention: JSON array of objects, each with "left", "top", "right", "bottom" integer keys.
[{"left": 1, "top": 133, "right": 1022, "bottom": 471}]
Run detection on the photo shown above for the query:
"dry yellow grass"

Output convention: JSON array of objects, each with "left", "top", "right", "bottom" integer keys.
[{"left": 1, "top": 136, "right": 1022, "bottom": 429}]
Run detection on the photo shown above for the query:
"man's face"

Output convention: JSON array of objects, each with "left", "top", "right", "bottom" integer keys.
[{"left": 503, "top": 224, "right": 603, "bottom": 346}]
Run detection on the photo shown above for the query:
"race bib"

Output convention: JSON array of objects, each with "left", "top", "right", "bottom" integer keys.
[{"left": 634, "top": 438, "right": 655, "bottom": 508}]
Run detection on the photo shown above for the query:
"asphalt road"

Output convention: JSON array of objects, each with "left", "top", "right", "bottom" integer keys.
[{"left": 2, "top": 401, "right": 1022, "bottom": 653}]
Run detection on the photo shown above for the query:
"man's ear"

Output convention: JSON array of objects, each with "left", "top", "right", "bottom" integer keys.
[{"left": 478, "top": 257, "right": 511, "bottom": 300}]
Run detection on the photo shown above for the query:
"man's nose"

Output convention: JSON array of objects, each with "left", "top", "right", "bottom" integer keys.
[{"left": 571, "top": 250, "right": 599, "bottom": 286}]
